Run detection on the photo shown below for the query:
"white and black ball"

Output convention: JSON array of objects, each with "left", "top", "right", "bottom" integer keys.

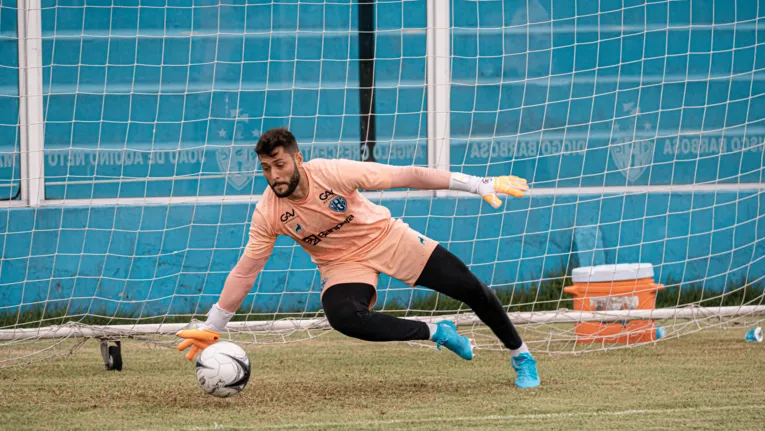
[{"left": 195, "top": 341, "right": 251, "bottom": 398}]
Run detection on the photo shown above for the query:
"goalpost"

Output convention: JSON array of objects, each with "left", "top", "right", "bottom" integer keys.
[{"left": 2, "top": 0, "right": 765, "bottom": 368}]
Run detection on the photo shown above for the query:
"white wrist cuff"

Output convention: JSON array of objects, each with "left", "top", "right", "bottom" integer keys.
[
  {"left": 204, "top": 303, "right": 235, "bottom": 333},
  {"left": 448, "top": 173, "right": 481, "bottom": 194}
]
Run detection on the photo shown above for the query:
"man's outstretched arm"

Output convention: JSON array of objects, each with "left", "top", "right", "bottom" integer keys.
[
  {"left": 331, "top": 159, "right": 527, "bottom": 207},
  {"left": 176, "top": 208, "right": 276, "bottom": 360},
  {"left": 176, "top": 254, "right": 268, "bottom": 360},
  {"left": 388, "top": 165, "right": 529, "bottom": 208},
  {"left": 216, "top": 254, "right": 268, "bottom": 316}
]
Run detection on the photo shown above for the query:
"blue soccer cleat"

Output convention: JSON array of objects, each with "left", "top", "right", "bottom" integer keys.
[
  {"left": 432, "top": 320, "right": 474, "bottom": 360},
  {"left": 511, "top": 352, "right": 541, "bottom": 388}
]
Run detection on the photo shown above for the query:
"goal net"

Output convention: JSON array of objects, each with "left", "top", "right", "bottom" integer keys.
[{"left": 2, "top": 0, "right": 765, "bottom": 366}]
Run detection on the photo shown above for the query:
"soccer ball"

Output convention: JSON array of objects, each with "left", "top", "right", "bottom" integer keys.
[{"left": 195, "top": 341, "right": 251, "bottom": 398}]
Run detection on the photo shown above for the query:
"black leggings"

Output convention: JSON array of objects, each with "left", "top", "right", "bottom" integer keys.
[{"left": 321, "top": 244, "right": 523, "bottom": 350}]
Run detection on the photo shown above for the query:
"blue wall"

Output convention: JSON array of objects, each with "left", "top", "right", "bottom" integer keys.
[
  {"left": 2, "top": 191, "right": 764, "bottom": 316},
  {"left": 1, "top": 0, "right": 765, "bottom": 318}
]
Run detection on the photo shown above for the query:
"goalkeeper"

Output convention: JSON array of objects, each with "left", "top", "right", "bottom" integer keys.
[{"left": 178, "top": 127, "right": 540, "bottom": 388}]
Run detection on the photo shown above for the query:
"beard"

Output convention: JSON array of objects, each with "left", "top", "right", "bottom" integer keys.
[{"left": 269, "top": 162, "right": 301, "bottom": 198}]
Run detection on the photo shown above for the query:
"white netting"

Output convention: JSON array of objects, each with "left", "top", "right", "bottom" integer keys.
[
  {"left": 437, "top": 0, "right": 765, "bottom": 352},
  {"left": 2, "top": 0, "right": 765, "bottom": 367}
]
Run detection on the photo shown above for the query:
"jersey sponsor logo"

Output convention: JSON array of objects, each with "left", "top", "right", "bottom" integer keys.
[
  {"left": 300, "top": 214, "right": 355, "bottom": 246},
  {"left": 302, "top": 235, "right": 321, "bottom": 246},
  {"left": 319, "top": 189, "right": 336, "bottom": 201},
  {"left": 318, "top": 214, "right": 353, "bottom": 237},
  {"left": 280, "top": 209, "right": 296, "bottom": 223},
  {"left": 328, "top": 196, "right": 347, "bottom": 213},
  {"left": 295, "top": 223, "right": 303, "bottom": 234}
]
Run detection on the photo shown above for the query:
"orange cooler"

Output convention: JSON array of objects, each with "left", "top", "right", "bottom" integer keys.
[{"left": 564, "top": 264, "right": 664, "bottom": 344}]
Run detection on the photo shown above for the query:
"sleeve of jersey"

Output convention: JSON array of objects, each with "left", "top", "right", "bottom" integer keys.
[
  {"left": 327, "top": 158, "right": 397, "bottom": 192},
  {"left": 243, "top": 209, "right": 277, "bottom": 260}
]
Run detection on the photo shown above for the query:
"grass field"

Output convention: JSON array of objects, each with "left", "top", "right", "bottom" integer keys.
[{"left": 1, "top": 326, "right": 764, "bottom": 430}]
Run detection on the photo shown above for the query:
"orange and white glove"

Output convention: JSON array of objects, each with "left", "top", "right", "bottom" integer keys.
[
  {"left": 449, "top": 173, "right": 529, "bottom": 209},
  {"left": 176, "top": 302, "right": 233, "bottom": 360},
  {"left": 176, "top": 328, "right": 221, "bottom": 360}
]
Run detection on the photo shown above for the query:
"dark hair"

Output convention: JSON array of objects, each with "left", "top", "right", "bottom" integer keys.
[{"left": 255, "top": 127, "right": 299, "bottom": 156}]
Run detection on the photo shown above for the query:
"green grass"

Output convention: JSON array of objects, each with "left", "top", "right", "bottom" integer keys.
[{"left": 1, "top": 326, "right": 764, "bottom": 430}]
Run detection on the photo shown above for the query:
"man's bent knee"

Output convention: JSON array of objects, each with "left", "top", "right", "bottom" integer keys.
[
  {"left": 321, "top": 283, "right": 376, "bottom": 338},
  {"left": 324, "top": 303, "right": 366, "bottom": 335}
]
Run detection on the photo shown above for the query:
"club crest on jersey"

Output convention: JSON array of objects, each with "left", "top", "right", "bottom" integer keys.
[
  {"left": 295, "top": 224, "right": 303, "bottom": 234},
  {"left": 328, "top": 196, "right": 347, "bottom": 213}
]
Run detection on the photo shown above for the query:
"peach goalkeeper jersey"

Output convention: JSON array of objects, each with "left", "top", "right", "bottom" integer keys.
[{"left": 243, "top": 158, "right": 402, "bottom": 265}]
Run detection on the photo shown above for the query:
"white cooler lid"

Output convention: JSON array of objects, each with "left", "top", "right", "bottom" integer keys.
[{"left": 572, "top": 263, "right": 655, "bottom": 283}]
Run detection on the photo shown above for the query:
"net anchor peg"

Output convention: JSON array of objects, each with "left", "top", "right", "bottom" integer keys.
[{"left": 98, "top": 339, "right": 123, "bottom": 371}]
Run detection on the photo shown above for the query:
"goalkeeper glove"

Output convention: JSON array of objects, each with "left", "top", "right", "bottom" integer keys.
[
  {"left": 176, "top": 302, "right": 233, "bottom": 360},
  {"left": 449, "top": 173, "right": 529, "bottom": 209},
  {"left": 176, "top": 328, "right": 221, "bottom": 361}
]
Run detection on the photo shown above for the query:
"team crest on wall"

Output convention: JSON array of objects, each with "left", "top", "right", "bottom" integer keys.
[
  {"left": 611, "top": 139, "right": 654, "bottom": 183},
  {"left": 610, "top": 102, "right": 655, "bottom": 183},
  {"left": 215, "top": 97, "right": 261, "bottom": 191},
  {"left": 328, "top": 196, "right": 347, "bottom": 212},
  {"left": 217, "top": 146, "right": 258, "bottom": 190}
]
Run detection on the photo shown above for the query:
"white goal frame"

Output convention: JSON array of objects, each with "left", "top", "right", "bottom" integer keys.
[
  {"left": 3, "top": 0, "right": 765, "bottom": 353},
  {"left": 2, "top": 306, "right": 764, "bottom": 341}
]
